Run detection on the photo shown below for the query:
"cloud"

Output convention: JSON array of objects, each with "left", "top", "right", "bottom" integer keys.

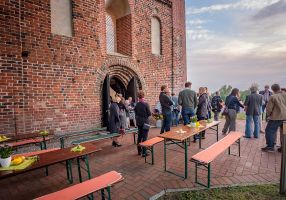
[
  {"left": 186, "top": 19, "right": 209, "bottom": 26},
  {"left": 186, "top": 27, "right": 213, "bottom": 41},
  {"left": 186, "top": 0, "right": 281, "bottom": 15},
  {"left": 253, "top": 0, "right": 286, "bottom": 19}
]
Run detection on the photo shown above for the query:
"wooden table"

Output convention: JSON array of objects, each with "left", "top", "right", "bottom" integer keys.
[
  {"left": 0, "top": 142, "right": 101, "bottom": 184},
  {"left": 159, "top": 121, "right": 220, "bottom": 179}
]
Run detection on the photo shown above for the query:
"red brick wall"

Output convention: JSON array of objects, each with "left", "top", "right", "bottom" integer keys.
[
  {"left": 116, "top": 14, "right": 132, "bottom": 56},
  {"left": 0, "top": 0, "right": 186, "bottom": 135}
]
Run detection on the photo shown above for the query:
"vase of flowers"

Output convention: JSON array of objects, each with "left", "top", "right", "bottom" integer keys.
[
  {"left": 152, "top": 112, "right": 164, "bottom": 128},
  {"left": 190, "top": 116, "right": 198, "bottom": 127},
  {"left": 0, "top": 145, "right": 13, "bottom": 167}
]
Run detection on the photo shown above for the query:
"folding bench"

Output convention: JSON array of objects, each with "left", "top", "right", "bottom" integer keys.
[
  {"left": 35, "top": 171, "right": 123, "bottom": 200},
  {"left": 139, "top": 137, "right": 164, "bottom": 165},
  {"left": 190, "top": 131, "right": 243, "bottom": 188}
]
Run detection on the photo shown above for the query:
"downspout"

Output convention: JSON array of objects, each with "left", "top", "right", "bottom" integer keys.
[{"left": 171, "top": 2, "right": 174, "bottom": 94}]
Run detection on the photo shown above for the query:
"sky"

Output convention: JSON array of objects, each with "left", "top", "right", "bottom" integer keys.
[{"left": 186, "top": 0, "right": 286, "bottom": 92}]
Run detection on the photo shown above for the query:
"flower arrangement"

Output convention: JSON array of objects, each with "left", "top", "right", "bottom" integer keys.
[
  {"left": 152, "top": 113, "right": 164, "bottom": 120},
  {"left": 0, "top": 145, "right": 13, "bottom": 159},
  {"left": 190, "top": 116, "right": 198, "bottom": 123}
]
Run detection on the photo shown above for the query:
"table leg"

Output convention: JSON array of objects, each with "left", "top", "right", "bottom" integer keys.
[
  {"left": 216, "top": 125, "right": 219, "bottom": 141},
  {"left": 66, "top": 160, "right": 73, "bottom": 184},
  {"left": 77, "top": 157, "right": 83, "bottom": 183},
  {"left": 184, "top": 139, "right": 188, "bottom": 179},
  {"left": 60, "top": 137, "right": 65, "bottom": 149},
  {"left": 84, "top": 155, "right": 92, "bottom": 179}
]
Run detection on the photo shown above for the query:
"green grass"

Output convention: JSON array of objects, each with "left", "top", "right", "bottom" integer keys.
[{"left": 159, "top": 184, "right": 286, "bottom": 200}]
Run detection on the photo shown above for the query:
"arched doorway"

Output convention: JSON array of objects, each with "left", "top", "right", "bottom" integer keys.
[{"left": 102, "top": 66, "right": 142, "bottom": 127}]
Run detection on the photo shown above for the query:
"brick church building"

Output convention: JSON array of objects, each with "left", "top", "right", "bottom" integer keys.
[{"left": 0, "top": 0, "right": 186, "bottom": 135}]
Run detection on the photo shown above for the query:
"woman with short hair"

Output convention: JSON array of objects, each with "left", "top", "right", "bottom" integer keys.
[
  {"left": 222, "top": 88, "right": 244, "bottom": 134},
  {"left": 109, "top": 94, "right": 122, "bottom": 147},
  {"left": 135, "top": 91, "right": 151, "bottom": 157}
]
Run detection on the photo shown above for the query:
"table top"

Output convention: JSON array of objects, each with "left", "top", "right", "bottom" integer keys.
[
  {"left": 0, "top": 142, "right": 101, "bottom": 179},
  {"left": 159, "top": 121, "right": 221, "bottom": 142}
]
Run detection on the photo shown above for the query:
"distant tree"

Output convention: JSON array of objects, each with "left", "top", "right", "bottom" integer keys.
[{"left": 212, "top": 85, "right": 250, "bottom": 102}]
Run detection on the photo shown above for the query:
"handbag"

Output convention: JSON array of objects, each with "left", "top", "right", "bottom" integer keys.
[
  {"left": 222, "top": 96, "right": 233, "bottom": 116},
  {"left": 143, "top": 123, "right": 151, "bottom": 130}
]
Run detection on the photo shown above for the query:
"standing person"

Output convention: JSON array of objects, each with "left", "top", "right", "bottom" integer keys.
[
  {"left": 118, "top": 96, "right": 128, "bottom": 132},
  {"left": 205, "top": 87, "right": 212, "bottom": 119},
  {"left": 127, "top": 97, "right": 137, "bottom": 128},
  {"left": 195, "top": 87, "right": 209, "bottom": 141},
  {"left": 159, "top": 85, "right": 173, "bottom": 133},
  {"left": 261, "top": 84, "right": 286, "bottom": 152},
  {"left": 178, "top": 82, "right": 198, "bottom": 125},
  {"left": 109, "top": 94, "right": 122, "bottom": 147},
  {"left": 222, "top": 88, "right": 244, "bottom": 134},
  {"left": 244, "top": 84, "right": 263, "bottom": 138},
  {"left": 171, "top": 92, "right": 180, "bottom": 126},
  {"left": 211, "top": 91, "right": 223, "bottom": 121},
  {"left": 135, "top": 91, "right": 151, "bottom": 157},
  {"left": 259, "top": 85, "right": 273, "bottom": 120}
]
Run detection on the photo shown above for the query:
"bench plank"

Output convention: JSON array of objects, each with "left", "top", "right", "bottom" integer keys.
[
  {"left": 139, "top": 137, "right": 164, "bottom": 147},
  {"left": 35, "top": 171, "right": 123, "bottom": 200},
  {"left": 71, "top": 133, "right": 120, "bottom": 145},
  {"left": 191, "top": 131, "right": 243, "bottom": 164}
]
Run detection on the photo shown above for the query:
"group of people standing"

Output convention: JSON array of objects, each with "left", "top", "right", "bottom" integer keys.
[{"left": 108, "top": 91, "right": 151, "bottom": 157}]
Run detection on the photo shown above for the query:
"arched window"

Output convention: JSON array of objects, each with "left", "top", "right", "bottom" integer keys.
[
  {"left": 105, "top": 0, "right": 132, "bottom": 56},
  {"left": 151, "top": 17, "right": 161, "bottom": 55},
  {"left": 50, "top": 0, "right": 73, "bottom": 37},
  {"left": 106, "top": 14, "right": 116, "bottom": 53}
]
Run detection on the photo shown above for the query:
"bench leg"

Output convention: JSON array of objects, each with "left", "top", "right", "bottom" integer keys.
[
  {"left": 133, "top": 133, "right": 136, "bottom": 144},
  {"left": 164, "top": 139, "right": 167, "bottom": 172},
  {"left": 77, "top": 157, "right": 83, "bottom": 183},
  {"left": 228, "top": 146, "right": 231, "bottom": 155},
  {"left": 60, "top": 138, "right": 65, "bottom": 149},
  {"left": 107, "top": 186, "right": 111, "bottom": 200},
  {"left": 101, "top": 189, "right": 105, "bottom": 200},
  {"left": 151, "top": 146, "right": 154, "bottom": 165},
  {"left": 195, "top": 162, "right": 198, "bottom": 183},
  {"left": 45, "top": 166, "right": 49, "bottom": 176},
  {"left": 43, "top": 136, "right": 47, "bottom": 149},
  {"left": 207, "top": 163, "right": 211, "bottom": 188},
  {"left": 199, "top": 133, "right": 202, "bottom": 149},
  {"left": 238, "top": 138, "right": 241, "bottom": 157}
]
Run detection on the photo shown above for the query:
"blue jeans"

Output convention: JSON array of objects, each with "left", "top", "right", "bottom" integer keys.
[
  {"left": 245, "top": 115, "right": 260, "bottom": 138},
  {"left": 265, "top": 120, "right": 284, "bottom": 148},
  {"left": 181, "top": 108, "right": 195, "bottom": 125},
  {"left": 172, "top": 110, "right": 179, "bottom": 126},
  {"left": 137, "top": 125, "right": 149, "bottom": 155},
  {"left": 160, "top": 111, "right": 172, "bottom": 134}
]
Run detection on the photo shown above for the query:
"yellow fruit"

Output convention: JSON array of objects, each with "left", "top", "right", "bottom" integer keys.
[{"left": 11, "top": 156, "right": 25, "bottom": 165}]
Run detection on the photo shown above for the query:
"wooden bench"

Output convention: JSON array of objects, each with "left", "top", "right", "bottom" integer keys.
[
  {"left": 35, "top": 171, "right": 123, "bottom": 200},
  {"left": 139, "top": 137, "right": 164, "bottom": 165},
  {"left": 71, "top": 128, "right": 138, "bottom": 146},
  {"left": 57, "top": 127, "right": 108, "bottom": 148},
  {"left": 190, "top": 131, "right": 243, "bottom": 188}
]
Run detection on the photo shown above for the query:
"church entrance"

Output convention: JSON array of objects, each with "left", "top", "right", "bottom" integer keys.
[{"left": 101, "top": 66, "right": 141, "bottom": 127}]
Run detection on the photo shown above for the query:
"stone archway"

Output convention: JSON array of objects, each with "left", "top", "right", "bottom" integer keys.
[{"left": 100, "top": 64, "right": 143, "bottom": 127}]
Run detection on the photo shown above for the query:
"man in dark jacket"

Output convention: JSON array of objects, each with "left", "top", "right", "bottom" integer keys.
[
  {"left": 159, "top": 85, "right": 173, "bottom": 134},
  {"left": 211, "top": 91, "right": 223, "bottom": 121},
  {"left": 244, "top": 84, "right": 263, "bottom": 138}
]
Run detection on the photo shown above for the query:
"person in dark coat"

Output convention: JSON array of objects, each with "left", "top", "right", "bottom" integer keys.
[
  {"left": 222, "top": 88, "right": 244, "bottom": 134},
  {"left": 109, "top": 94, "right": 122, "bottom": 147},
  {"left": 211, "top": 91, "right": 223, "bottom": 121},
  {"left": 159, "top": 85, "right": 173, "bottom": 134},
  {"left": 195, "top": 87, "right": 209, "bottom": 142},
  {"left": 244, "top": 84, "right": 263, "bottom": 138},
  {"left": 135, "top": 91, "right": 151, "bottom": 157}
]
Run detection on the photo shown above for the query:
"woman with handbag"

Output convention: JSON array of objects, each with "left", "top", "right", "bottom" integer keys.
[
  {"left": 222, "top": 88, "right": 244, "bottom": 134},
  {"left": 134, "top": 91, "right": 151, "bottom": 157}
]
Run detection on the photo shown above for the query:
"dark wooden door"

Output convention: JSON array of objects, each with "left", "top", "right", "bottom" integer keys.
[
  {"left": 126, "top": 77, "right": 138, "bottom": 102},
  {"left": 102, "top": 75, "right": 110, "bottom": 128}
]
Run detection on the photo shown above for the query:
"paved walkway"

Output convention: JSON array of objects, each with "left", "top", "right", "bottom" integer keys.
[{"left": 0, "top": 120, "right": 282, "bottom": 200}]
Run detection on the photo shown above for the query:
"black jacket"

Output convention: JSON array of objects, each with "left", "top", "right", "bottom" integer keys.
[
  {"left": 159, "top": 92, "right": 173, "bottom": 114},
  {"left": 134, "top": 101, "right": 151, "bottom": 126}
]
